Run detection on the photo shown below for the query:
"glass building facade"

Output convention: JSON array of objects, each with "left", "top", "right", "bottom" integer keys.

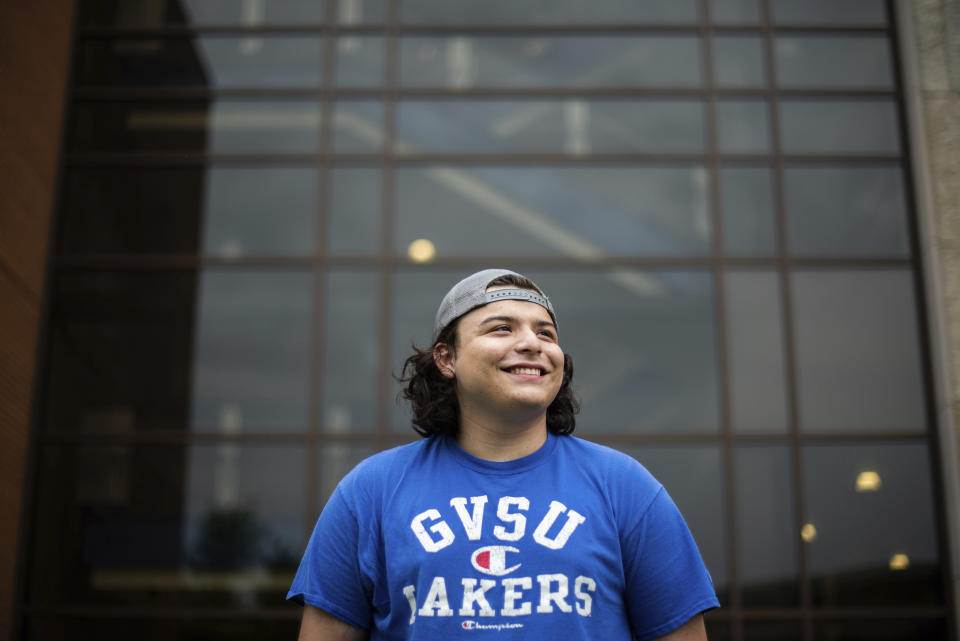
[{"left": 16, "top": 0, "right": 957, "bottom": 639}]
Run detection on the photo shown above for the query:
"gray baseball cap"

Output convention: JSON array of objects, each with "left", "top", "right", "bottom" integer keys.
[{"left": 433, "top": 268, "right": 556, "bottom": 341}]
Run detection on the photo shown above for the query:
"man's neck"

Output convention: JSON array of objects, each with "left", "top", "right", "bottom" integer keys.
[{"left": 455, "top": 414, "right": 549, "bottom": 462}]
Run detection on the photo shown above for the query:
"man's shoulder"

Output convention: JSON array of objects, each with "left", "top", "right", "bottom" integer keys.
[{"left": 555, "top": 435, "right": 662, "bottom": 490}]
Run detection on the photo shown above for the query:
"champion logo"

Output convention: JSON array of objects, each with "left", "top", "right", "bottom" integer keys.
[{"left": 470, "top": 545, "right": 521, "bottom": 576}]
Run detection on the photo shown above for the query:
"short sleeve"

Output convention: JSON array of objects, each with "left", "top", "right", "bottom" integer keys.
[
  {"left": 621, "top": 486, "right": 719, "bottom": 641},
  {"left": 287, "top": 484, "right": 374, "bottom": 629}
]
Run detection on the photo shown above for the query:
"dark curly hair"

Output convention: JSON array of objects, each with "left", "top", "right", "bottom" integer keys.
[{"left": 399, "top": 275, "right": 579, "bottom": 437}]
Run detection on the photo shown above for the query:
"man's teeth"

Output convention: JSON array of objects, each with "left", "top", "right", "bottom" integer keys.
[{"left": 509, "top": 367, "right": 542, "bottom": 376}]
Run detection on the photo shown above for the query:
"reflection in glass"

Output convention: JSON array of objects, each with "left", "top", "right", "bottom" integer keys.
[
  {"left": 321, "top": 272, "right": 379, "bottom": 432},
  {"left": 335, "top": 36, "right": 384, "bottom": 86},
  {"left": 395, "top": 166, "right": 711, "bottom": 257},
  {"left": 400, "top": 0, "right": 697, "bottom": 23},
  {"left": 726, "top": 272, "right": 788, "bottom": 431},
  {"left": 80, "top": 0, "right": 326, "bottom": 26},
  {"left": 317, "top": 445, "right": 378, "bottom": 509},
  {"left": 29, "top": 445, "right": 304, "bottom": 609},
  {"left": 776, "top": 36, "right": 893, "bottom": 88},
  {"left": 792, "top": 270, "right": 925, "bottom": 432},
  {"left": 532, "top": 271, "right": 719, "bottom": 432},
  {"left": 79, "top": 38, "right": 324, "bottom": 88},
  {"left": 771, "top": 0, "right": 887, "bottom": 25},
  {"left": 736, "top": 447, "right": 799, "bottom": 606},
  {"left": 720, "top": 165, "right": 776, "bottom": 254},
  {"left": 779, "top": 99, "right": 900, "bottom": 153},
  {"left": 710, "top": 0, "right": 761, "bottom": 24},
  {"left": 332, "top": 101, "right": 383, "bottom": 151},
  {"left": 716, "top": 100, "right": 770, "bottom": 153},
  {"left": 190, "top": 271, "right": 312, "bottom": 432},
  {"left": 784, "top": 166, "right": 909, "bottom": 256},
  {"left": 395, "top": 100, "right": 704, "bottom": 153},
  {"left": 72, "top": 101, "right": 321, "bottom": 153},
  {"left": 400, "top": 36, "right": 701, "bottom": 88},
  {"left": 620, "top": 446, "right": 727, "bottom": 601},
  {"left": 713, "top": 36, "right": 766, "bottom": 87},
  {"left": 326, "top": 167, "right": 381, "bottom": 254},
  {"left": 803, "top": 444, "right": 943, "bottom": 606},
  {"left": 338, "top": 0, "right": 387, "bottom": 23}
]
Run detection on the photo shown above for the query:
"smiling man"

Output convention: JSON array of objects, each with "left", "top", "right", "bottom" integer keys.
[{"left": 288, "top": 269, "right": 719, "bottom": 641}]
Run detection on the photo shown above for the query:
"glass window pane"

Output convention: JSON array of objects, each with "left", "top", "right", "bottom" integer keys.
[
  {"left": 321, "top": 271, "right": 379, "bottom": 432},
  {"left": 71, "top": 101, "right": 321, "bottom": 153},
  {"left": 395, "top": 166, "right": 711, "bottom": 257},
  {"left": 29, "top": 444, "right": 305, "bottom": 608},
  {"left": 779, "top": 99, "right": 900, "bottom": 154},
  {"left": 792, "top": 270, "right": 925, "bottom": 432},
  {"left": 716, "top": 99, "right": 770, "bottom": 153},
  {"left": 338, "top": 0, "right": 387, "bottom": 23},
  {"left": 399, "top": 36, "right": 702, "bottom": 88},
  {"left": 27, "top": 617, "right": 300, "bottom": 641},
  {"left": 727, "top": 272, "right": 788, "bottom": 432},
  {"left": 803, "top": 444, "right": 944, "bottom": 606},
  {"left": 737, "top": 446, "right": 799, "bottom": 606},
  {"left": 79, "top": 37, "right": 324, "bottom": 88},
  {"left": 395, "top": 100, "right": 704, "bottom": 153},
  {"left": 713, "top": 35, "right": 766, "bottom": 87},
  {"left": 400, "top": 0, "right": 698, "bottom": 23},
  {"left": 620, "top": 446, "right": 728, "bottom": 602},
  {"left": 710, "top": 0, "right": 761, "bottom": 24},
  {"left": 720, "top": 165, "right": 777, "bottom": 255},
  {"left": 326, "top": 167, "right": 381, "bottom": 254},
  {"left": 335, "top": 36, "right": 384, "bottom": 86},
  {"left": 44, "top": 271, "right": 198, "bottom": 432},
  {"left": 80, "top": 0, "right": 326, "bottom": 26},
  {"left": 771, "top": 0, "right": 887, "bottom": 25},
  {"left": 332, "top": 101, "right": 383, "bottom": 151},
  {"left": 61, "top": 167, "right": 316, "bottom": 256},
  {"left": 785, "top": 165, "right": 910, "bottom": 256},
  {"left": 776, "top": 36, "right": 894, "bottom": 88},
  {"left": 813, "top": 620, "right": 948, "bottom": 641},
  {"left": 744, "top": 622, "right": 803, "bottom": 641},
  {"left": 190, "top": 271, "right": 313, "bottom": 432}
]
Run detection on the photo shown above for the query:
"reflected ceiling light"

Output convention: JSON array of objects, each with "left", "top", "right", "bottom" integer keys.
[
  {"left": 408, "top": 238, "right": 436, "bottom": 263},
  {"left": 889, "top": 553, "right": 910, "bottom": 571},
  {"left": 855, "top": 470, "right": 882, "bottom": 493},
  {"left": 800, "top": 523, "right": 817, "bottom": 543}
]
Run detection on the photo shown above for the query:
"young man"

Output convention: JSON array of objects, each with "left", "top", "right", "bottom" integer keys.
[{"left": 288, "top": 269, "right": 719, "bottom": 640}]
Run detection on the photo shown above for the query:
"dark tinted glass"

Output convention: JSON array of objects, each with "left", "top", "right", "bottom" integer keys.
[
  {"left": 61, "top": 167, "right": 317, "bottom": 256},
  {"left": 26, "top": 617, "right": 300, "bottom": 641},
  {"left": 813, "top": 619, "right": 948, "bottom": 641},
  {"left": 71, "top": 101, "right": 321, "bottom": 153},
  {"left": 80, "top": 0, "right": 326, "bottom": 25},
  {"left": 331, "top": 101, "right": 383, "bottom": 151},
  {"left": 337, "top": 0, "right": 387, "bottom": 23},
  {"left": 743, "top": 621, "right": 803, "bottom": 641},
  {"left": 395, "top": 100, "right": 704, "bottom": 153},
  {"left": 78, "top": 37, "right": 324, "bottom": 88},
  {"left": 710, "top": 0, "right": 761, "bottom": 24},
  {"left": 771, "top": 0, "right": 887, "bottom": 25},
  {"left": 713, "top": 35, "right": 766, "bottom": 87},
  {"left": 326, "top": 167, "right": 381, "bottom": 254},
  {"left": 726, "top": 272, "right": 789, "bottom": 432},
  {"left": 737, "top": 446, "right": 799, "bottom": 606},
  {"left": 792, "top": 270, "right": 925, "bottom": 432},
  {"left": 716, "top": 99, "right": 770, "bottom": 153},
  {"left": 622, "top": 446, "right": 728, "bottom": 602},
  {"left": 785, "top": 165, "right": 909, "bottom": 256},
  {"left": 29, "top": 444, "right": 304, "bottom": 608},
  {"left": 335, "top": 36, "right": 384, "bottom": 86},
  {"left": 720, "top": 165, "right": 777, "bottom": 255},
  {"left": 775, "top": 36, "right": 894, "bottom": 88},
  {"left": 395, "top": 166, "right": 711, "bottom": 257},
  {"left": 321, "top": 271, "right": 380, "bottom": 432},
  {"left": 400, "top": 0, "right": 698, "bottom": 23},
  {"left": 400, "top": 37, "right": 702, "bottom": 88},
  {"left": 804, "top": 444, "right": 943, "bottom": 607},
  {"left": 779, "top": 99, "right": 900, "bottom": 154}
]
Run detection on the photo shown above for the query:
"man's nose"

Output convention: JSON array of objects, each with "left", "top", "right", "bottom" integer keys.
[{"left": 514, "top": 326, "right": 541, "bottom": 351}]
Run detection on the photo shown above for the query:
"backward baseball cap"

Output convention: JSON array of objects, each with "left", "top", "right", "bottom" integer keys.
[{"left": 433, "top": 268, "right": 557, "bottom": 342}]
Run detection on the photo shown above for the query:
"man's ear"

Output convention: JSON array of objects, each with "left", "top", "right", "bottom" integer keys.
[{"left": 433, "top": 343, "right": 456, "bottom": 379}]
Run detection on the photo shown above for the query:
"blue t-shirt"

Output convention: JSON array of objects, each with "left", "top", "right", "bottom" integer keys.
[{"left": 288, "top": 433, "right": 719, "bottom": 640}]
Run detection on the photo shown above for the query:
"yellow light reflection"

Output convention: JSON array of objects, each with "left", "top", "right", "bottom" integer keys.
[
  {"left": 855, "top": 470, "right": 882, "bottom": 492},
  {"left": 800, "top": 523, "right": 817, "bottom": 543},
  {"left": 407, "top": 238, "right": 436, "bottom": 263},
  {"left": 889, "top": 553, "right": 910, "bottom": 571}
]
